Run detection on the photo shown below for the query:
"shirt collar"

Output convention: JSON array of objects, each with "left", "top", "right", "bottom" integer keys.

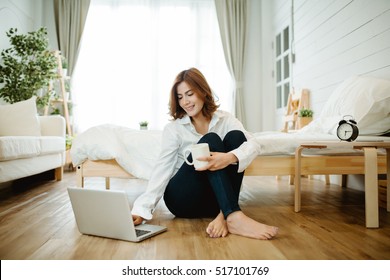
[
  {"left": 177, "top": 115, "right": 191, "bottom": 125},
  {"left": 176, "top": 111, "right": 221, "bottom": 129}
]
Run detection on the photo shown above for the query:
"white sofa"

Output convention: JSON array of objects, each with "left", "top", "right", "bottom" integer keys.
[{"left": 0, "top": 98, "right": 66, "bottom": 183}]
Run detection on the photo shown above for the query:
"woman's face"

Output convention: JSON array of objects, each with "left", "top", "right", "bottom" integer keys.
[{"left": 177, "top": 81, "right": 204, "bottom": 119}]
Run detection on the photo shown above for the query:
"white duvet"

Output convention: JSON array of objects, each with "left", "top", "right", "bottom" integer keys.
[{"left": 71, "top": 124, "right": 162, "bottom": 180}]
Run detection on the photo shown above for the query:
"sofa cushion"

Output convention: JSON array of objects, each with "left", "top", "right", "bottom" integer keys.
[
  {"left": 0, "top": 136, "right": 64, "bottom": 161},
  {"left": 0, "top": 96, "right": 41, "bottom": 136},
  {"left": 40, "top": 136, "right": 66, "bottom": 155},
  {"left": 0, "top": 137, "right": 40, "bottom": 161}
]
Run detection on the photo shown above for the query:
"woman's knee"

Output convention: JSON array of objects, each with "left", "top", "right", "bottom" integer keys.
[
  {"left": 199, "top": 132, "right": 224, "bottom": 152},
  {"left": 224, "top": 130, "right": 246, "bottom": 150},
  {"left": 225, "top": 130, "right": 246, "bottom": 141},
  {"left": 199, "top": 132, "right": 221, "bottom": 143}
]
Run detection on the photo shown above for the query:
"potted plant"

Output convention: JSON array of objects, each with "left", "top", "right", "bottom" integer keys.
[
  {"left": 66, "top": 134, "right": 74, "bottom": 150},
  {"left": 297, "top": 107, "right": 313, "bottom": 129},
  {"left": 139, "top": 121, "right": 149, "bottom": 130},
  {"left": 65, "top": 134, "right": 74, "bottom": 170},
  {"left": 0, "top": 27, "right": 58, "bottom": 109}
]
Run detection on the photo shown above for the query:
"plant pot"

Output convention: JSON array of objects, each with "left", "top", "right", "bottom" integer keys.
[
  {"left": 297, "top": 117, "right": 312, "bottom": 129},
  {"left": 140, "top": 125, "right": 148, "bottom": 130}
]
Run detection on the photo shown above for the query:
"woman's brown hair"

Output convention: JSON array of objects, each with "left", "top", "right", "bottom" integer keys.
[{"left": 169, "top": 67, "right": 219, "bottom": 120}]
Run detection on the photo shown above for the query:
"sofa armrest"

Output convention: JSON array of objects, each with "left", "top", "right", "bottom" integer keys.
[{"left": 39, "top": 116, "right": 66, "bottom": 137}]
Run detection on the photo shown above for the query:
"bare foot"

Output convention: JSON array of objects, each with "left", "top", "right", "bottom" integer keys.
[
  {"left": 206, "top": 212, "right": 228, "bottom": 238},
  {"left": 226, "top": 211, "right": 278, "bottom": 240}
]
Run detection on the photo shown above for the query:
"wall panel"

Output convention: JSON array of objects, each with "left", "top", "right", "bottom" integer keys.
[{"left": 263, "top": 0, "right": 390, "bottom": 129}]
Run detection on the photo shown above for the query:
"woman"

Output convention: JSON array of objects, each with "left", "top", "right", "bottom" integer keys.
[{"left": 132, "top": 68, "right": 278, "bottom": 240}]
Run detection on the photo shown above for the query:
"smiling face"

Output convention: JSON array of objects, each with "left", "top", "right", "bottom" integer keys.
[
  {"left": 169, "top": 68, "right": 218, "bottom": 120},
  {"left": 177, "top": 81, "right": 205, "bottom": 119}
]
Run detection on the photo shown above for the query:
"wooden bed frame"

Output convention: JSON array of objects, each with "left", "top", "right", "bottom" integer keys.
[
  {"left": 76, "top": 155, "right": 338, "bottom": 187},
  {"left": 76, "top": 152, "right": 388, "bottom": 184}
]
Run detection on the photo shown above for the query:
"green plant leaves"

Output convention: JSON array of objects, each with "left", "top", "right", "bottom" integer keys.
[
  {"left": 0, "top": 27, "right": 58, "bottom": 108},
  {"left": 298, "top": 108, "right": 313, "bottom": 118}
]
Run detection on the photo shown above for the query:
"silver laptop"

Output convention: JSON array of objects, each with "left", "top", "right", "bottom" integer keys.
[{"left": 67, "top": 187, "right": 167, "bottom": 242}]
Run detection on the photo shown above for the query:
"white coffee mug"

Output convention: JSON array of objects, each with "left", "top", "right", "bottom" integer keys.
[{"left": 184, "top": 143, "right": 210, "bottom": 169}]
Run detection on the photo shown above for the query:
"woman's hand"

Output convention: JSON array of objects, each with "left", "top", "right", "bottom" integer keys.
[
  {"left": 196, "top": 152, "right": 238, "bottom": 171},
  {"left": 132, "top": 215, "right": 144, "bottom": 225}
]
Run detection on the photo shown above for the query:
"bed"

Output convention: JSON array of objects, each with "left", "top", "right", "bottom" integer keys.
[{"left": 70, "top": 76, "right": 390, "bottom": 227}]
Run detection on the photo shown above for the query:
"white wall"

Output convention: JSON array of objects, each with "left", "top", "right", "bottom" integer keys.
[
  {"left": 0, "top": 0, "right": 57, "bottom": 50},
  {"left": 42, "top": 0, "right": 58, "bottom": 50},
  {"left": 242, "top": 0, "right": 263, "bottom": 132},
  {"left": 0, "top": 0, "right": 43, "bottom": 51},
  {"left": 257, "top": 0, "right": 390, "bottom": 130}
]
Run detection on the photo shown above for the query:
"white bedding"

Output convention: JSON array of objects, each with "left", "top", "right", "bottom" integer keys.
[
  {"left": 70, "top": 124, "right": 389, "bottom": 180},
  {"left": 71, "top": 124, "right": 162, "bottom": 180}
]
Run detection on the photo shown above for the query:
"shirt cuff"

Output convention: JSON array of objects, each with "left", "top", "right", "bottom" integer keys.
[
  {"left": 131, "top": 205, "right": 153, "bottom": 220},
  {"left": 229, "top": 149, "right": 247, "bottom": 173}
]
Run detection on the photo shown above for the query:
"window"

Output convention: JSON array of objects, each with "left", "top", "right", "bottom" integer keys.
[
  {"left": 275, "top": 26, "right": 291, "bottom": 109},
  {"left": 72, "top": 0, "right": 231, "bottom": 132}
]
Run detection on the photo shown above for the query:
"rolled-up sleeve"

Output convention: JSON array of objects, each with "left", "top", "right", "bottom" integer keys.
[{"left": 230, "top": 137, "right": 260, "bottom": 172}]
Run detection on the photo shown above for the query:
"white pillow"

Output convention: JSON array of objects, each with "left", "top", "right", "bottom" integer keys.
[
  {"left": 0, "top": 96, "right": 41, "bottom": 136},
  {"left": 319, "top": 76, "right": 390, "bottom": 135}
]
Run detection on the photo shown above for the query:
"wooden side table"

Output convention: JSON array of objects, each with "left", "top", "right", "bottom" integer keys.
[{"left": 294, "top": 141, "right": 390, "bottom": 228}]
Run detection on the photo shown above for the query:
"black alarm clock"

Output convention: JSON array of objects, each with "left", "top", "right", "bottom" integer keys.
[{"left": 336, "top": 115, "right": 359, "bottom": 142}]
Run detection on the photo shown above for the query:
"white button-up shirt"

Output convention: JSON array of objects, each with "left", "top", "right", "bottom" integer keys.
[{"left": 131, "top": 110, "right": 260, "bottom": 220}]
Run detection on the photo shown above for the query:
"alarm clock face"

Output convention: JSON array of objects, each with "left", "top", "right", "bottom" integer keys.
[{"left": 337, "top": 123, "right": 354, "bottom": 140}]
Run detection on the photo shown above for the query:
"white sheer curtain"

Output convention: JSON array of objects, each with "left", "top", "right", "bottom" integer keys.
[{"left": 72, "top": 0, "right": 231, "bottom": 132}]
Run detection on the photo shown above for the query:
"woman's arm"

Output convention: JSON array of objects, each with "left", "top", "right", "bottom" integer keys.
[
  {"left": 197, "top": 112, "right": 260, "bottom": 172},
  {"left": 131, "top": 124, "right": 180, "bottom": 221}
]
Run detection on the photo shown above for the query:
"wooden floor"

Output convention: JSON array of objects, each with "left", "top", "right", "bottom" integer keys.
[{"left": 0, "top": 170, "right": 389, "bottom": 260}]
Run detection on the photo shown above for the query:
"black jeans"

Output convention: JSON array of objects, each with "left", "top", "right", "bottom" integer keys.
[{"left": 163, "top": 130, "right": 246, "bottom": 219}]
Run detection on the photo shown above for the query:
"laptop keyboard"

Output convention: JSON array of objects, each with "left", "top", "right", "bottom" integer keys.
[{"left": 136, "top": 229, "right": 151, "bottom": 237}]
